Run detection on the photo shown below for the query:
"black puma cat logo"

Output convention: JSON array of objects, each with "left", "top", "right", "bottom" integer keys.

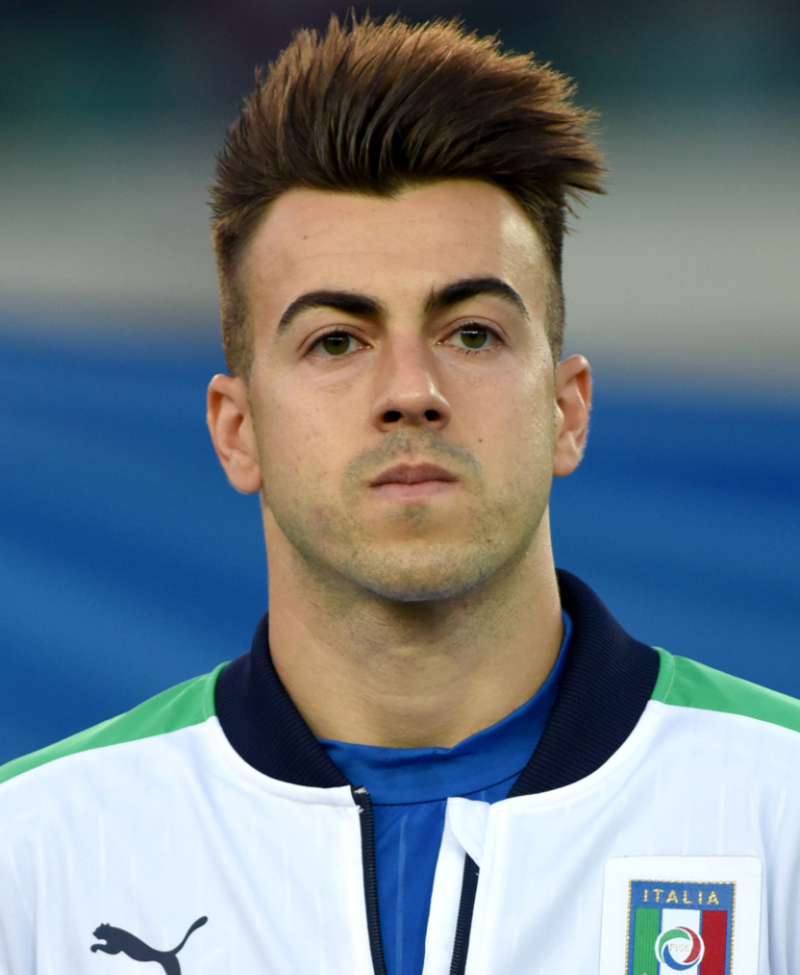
[{"left": 90, "top": 916, "right": 207, "bottom": 974}]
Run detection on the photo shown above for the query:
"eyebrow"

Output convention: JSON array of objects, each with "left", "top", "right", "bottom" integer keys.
[
  {"left": 424, "top": 277, "right": 529, "bottom": 319},
  {"left": 275, "top": 275, "right": 528, "bottom": 335},
  {"left": 277, "top": 291, "right": 385, "bottom": 334}
]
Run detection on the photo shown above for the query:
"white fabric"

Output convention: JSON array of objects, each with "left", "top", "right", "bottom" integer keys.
[{"left": 1, "top": 700, "right": 799, "bottom": 974}]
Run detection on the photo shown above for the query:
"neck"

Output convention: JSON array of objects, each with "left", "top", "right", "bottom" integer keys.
[{"left": 264, "top": 512, "right": 563, "bottom": 749}]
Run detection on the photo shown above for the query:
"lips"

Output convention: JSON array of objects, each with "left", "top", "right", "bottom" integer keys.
[{"left": 370, "top": 462, "right": 459, "bottom": 487}]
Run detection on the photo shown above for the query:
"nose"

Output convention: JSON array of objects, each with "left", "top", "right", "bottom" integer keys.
[{"left": 371, "top": 339, "right": 451, "bottom": 432}]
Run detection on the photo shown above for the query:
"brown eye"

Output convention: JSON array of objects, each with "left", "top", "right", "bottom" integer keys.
[
  {"left": 448, "top": 324, "right": 496, "bottom": 350},
  {"left": 318, "top": 333, "right": 353, "bottom": 356},
  {"left": 459, "top": 326, "right": 488, "bottom": 349}
]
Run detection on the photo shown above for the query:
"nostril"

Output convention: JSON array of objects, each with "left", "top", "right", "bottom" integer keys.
[{"left": 379, "top": 407, "right": 444, "bottom": 425}]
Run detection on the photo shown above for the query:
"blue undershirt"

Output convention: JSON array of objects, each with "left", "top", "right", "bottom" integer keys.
[{"left": 320, "top": 612, "right": 571, "bottom": 975}]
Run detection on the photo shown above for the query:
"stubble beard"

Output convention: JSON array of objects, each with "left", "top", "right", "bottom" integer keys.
[{"left": 264, "top": 429, "right": 552, "bottom": 608}]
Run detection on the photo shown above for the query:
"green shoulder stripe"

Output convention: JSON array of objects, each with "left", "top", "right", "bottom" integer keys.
[
  {"left": 652, "top": 647, "right": 800, "bottom": 734},
  {"left": 0, "top": 664, "right": 224, "bottom": 786}
]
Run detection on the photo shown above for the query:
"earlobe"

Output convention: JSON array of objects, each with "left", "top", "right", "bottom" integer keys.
[
  {"left": 553, "top": 355, "right": 592, "bottom": 478},
  {"left": 206, "top": 374, "right": 263, "bottom": 494}
]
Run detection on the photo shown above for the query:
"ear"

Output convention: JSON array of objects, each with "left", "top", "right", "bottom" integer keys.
[
  {"left": 553, "top": 355, "right": 592, "bottom": 477},
  {"left": 206, "top": 374, "right": 263, "bottom": 494}
]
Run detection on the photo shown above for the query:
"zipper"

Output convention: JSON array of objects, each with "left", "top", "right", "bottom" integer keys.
[
  {"left": 352, "top": 785, "right": 389, "bottom": 975},
  {"left": 449, "top": 855, "right": 480, "bottom": 975},
  {"left": 353, "top": 785, "right": 480, "bottom": 975}
]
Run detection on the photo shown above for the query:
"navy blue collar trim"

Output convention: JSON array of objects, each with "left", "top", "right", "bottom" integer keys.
[
  {"left": 214, "top": 615, "right": 348, "bottom": 788},
  {"left": 508, "top": 570, "right": 659, "bottom": 796},
  {"left": 214, "top": 570, "right": 660, "bottom": 795}
]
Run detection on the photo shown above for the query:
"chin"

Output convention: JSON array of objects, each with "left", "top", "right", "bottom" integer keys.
[
  {"left": 347, "top": 548, "right": 499, "bottom": 604},
  {"left": 362, "top": 580, "right": 471, "bottom": 603}
]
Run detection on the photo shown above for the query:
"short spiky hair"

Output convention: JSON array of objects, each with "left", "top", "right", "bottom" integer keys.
[{"left": 210, "top": 14, "right": 605, "bottom": 377}]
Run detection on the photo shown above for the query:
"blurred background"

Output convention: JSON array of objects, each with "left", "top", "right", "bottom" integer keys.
[{"left": 1, "top": 0, "right": 798, "bottom": 764}]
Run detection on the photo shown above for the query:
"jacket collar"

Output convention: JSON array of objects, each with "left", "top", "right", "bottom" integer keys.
[{"left": 214, "top": 570, "right": 660, "bottom": 795}]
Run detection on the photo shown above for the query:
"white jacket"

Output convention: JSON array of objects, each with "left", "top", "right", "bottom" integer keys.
[{"left": 0, "top": 571, "right": 798, "bottom": 975}]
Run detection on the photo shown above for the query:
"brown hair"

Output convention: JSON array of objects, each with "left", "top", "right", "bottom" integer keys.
[{"left": 210, "top": 14, "right": 605, "bottom": 377}]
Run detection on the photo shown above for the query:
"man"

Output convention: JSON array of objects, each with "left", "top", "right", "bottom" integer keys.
[{"left": 1, "top": 15, "right": 798, "bottom": 975}]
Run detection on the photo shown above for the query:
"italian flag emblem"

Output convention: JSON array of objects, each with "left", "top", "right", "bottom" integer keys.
[{"left": 626, "top": 881, "right": 734, "bottom": 975}]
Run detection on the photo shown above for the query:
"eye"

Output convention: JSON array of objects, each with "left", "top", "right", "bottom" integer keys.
[
  {"left": 311, "top": 331, "right": 361, "bottom": 357},
  {"left": 444, "top": 323, "right": 499, "bottom": 352}
]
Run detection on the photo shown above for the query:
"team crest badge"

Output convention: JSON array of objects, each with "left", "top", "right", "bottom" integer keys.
[
  {"left": 599, "top": 857, "right": 762, "bottom": 975},
  {"left": 628, "top": 879, "right": 731, "bottom": 973}
]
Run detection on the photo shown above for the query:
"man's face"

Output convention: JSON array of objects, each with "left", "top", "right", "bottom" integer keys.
[{"left": 231, "top": 180, "right": 580, "bottom": 602}]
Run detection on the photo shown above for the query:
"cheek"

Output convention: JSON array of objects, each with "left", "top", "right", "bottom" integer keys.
[
  {"left": 468, "top": 374, "right": 554, "bottom": 469},
  {"left": 254, "top": 385, "right": 347, "bottom": 491},
  {"left": 504, "top": 413, "right": 555, "bottom": 499}
]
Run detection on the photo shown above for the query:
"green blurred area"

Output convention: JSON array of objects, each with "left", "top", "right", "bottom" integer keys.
[{"left": 2, "top": 0, "right": 799, "bottom": 130}]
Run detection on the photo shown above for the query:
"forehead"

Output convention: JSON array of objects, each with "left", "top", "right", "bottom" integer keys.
[{"left": 240, "top": 180, "right": 550, "bottom": 318}]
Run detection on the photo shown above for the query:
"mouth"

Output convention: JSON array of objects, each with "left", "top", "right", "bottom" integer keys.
[{"left": 369, "top": 462, "right": 460, "bottom": 499}]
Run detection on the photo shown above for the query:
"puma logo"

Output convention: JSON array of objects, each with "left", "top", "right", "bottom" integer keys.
[{"left": 90, "top": 916, "right": 207, "bottom": 974}]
